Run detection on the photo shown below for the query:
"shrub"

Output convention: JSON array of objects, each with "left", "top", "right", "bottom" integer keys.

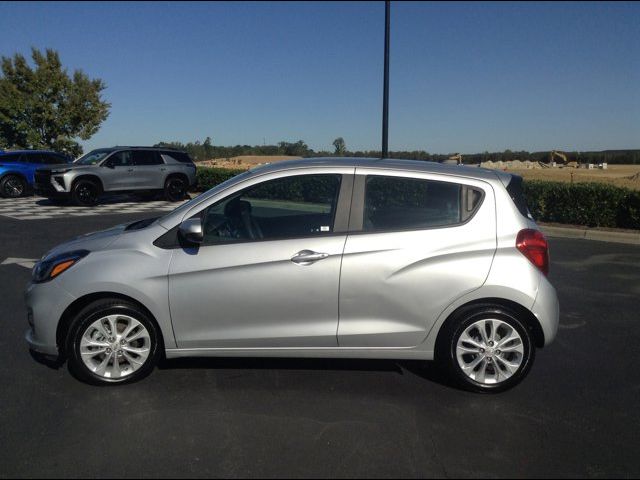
[
  {"left": 194, "top": 167, "right": 244, "bottom": 191},
  {"left": 523, "top": 181, "right": 640, "bottom": 229}
]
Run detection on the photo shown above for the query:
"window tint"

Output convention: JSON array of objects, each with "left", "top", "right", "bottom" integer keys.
[
  {"left": 43, "top": 153, "right": 68, "bottom": 165},
  {"left": 160, "top": 151, "right": 192, "bottom": 164},
  {"left": 108, "top": 151, "right": 133, "bottom": 167},
  {"left": 133, "top": 150, "right": 162, "bottom": 166},
  {"left": 21, "top": 153, "right": 44, "bottom": 164},
  {"left": 506, "top": 175, "right": 532, "bottom": 219},
  {"left": 364, "top": 176, "right": 464, "bottom": 231},
  {"left": 0, "top": 153, "right": 22, "bottom": 163},
  {"left": 200, "top": 174, "right": 342, "bottom": 244}
]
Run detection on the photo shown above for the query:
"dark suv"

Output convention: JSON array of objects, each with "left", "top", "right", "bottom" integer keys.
[
  {"left": 0, "top": 150, "right": 72, "bottom": 198},
  {"left": 34, "top": 147, "right": 197, "bottom": 206}
]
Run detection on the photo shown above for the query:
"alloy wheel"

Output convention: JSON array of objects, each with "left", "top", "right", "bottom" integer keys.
[
  {"left": 455, "top": 318, "right": 525, "bottom": 385},
  {"left": 79, "top": 314, "right": 151, "bottom": 379}
]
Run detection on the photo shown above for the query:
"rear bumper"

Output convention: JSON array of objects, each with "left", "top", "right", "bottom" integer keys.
[{"left": 531, "top": 276, "right": 560, "bottom": 346}]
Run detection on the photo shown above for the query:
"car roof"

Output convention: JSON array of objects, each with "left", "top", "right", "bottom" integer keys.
[
  {"left": 247, "top": 157, "right": 511, "bottom": 185},
  {"left": 0, "top": 149, "right": 63, "bottom": 155},
  {"left": 109, "top": 146, "right": 185, "bottom": 151}
]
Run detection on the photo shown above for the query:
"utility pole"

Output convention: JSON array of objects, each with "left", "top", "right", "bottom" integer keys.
[{"left": 381, "top": 0, "right": 390, "bottom": 158}]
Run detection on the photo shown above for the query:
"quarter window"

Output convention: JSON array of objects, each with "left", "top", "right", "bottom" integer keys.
[
  {"left": 200, "top": 174, "right": 342, "bottom": 244},
  {"left": 364, "top": 175, "right": 477, "bottom": 231}
]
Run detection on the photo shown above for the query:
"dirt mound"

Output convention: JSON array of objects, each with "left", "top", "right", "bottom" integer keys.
[{"left": 198, "top": 155, "right": 302, "bottom": 169}]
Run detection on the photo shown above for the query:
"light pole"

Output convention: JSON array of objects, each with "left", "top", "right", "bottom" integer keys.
[{"left": 381, "top": 0, "right": 390, "bottom": 158}]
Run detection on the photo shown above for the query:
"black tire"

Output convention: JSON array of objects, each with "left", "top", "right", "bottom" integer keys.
[
  {"left": 164, "top": 176, "right": 187, "bottom": 202},
  {"left": 0, "top": 174, "right": 27, "bottom": 198},
  {"left": 71, "top": 179, "right": 100, "bottom": 206},
  {"left": 436, "top": 304, "right": 535, "bottom": 393},
  {"left": 66, "top": 299, "right": 161, "bottom": 385}
]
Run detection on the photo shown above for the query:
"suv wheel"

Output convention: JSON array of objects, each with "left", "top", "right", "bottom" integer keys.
[
  {"left": 0, "top": 175, "right": 26, "bottom": 198},
  {"left": 437, "top": 305, "right": 535, "bottom": 393},
  {"left": 164, "top": 176, "right": 187, "bottom": 202},
  {"left": 72, "top": 179, "right": 100, "bottom": 206},
  {"left": 66, "top": 299, "right": 161, "bottom": 385}
]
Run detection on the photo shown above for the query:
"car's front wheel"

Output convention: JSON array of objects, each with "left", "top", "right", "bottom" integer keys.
[
  {"left": 0, "top": 175, "right": 27, "bottom": 198},
  {"left": 71, "top": 179, "right": 100, "bottom": 206},
  {"left": 437, "top": 305, "right": 535, "bottom": 393},
  {"left": 66, "top": 299, "right": 161, "bottom": 385}
]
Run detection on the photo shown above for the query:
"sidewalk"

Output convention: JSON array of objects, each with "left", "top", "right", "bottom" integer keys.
[{"left": 539, "top": 223, "right": 640, "bottom": 245}]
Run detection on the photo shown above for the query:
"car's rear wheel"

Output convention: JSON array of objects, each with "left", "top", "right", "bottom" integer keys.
[
  {"left": 437, "top": 305, "right": 535, "bottom": 393},
  {"left": 0, "top": 175, "right": 26, "bottom": 198},
  {"left": 164, "top": 176, "right": 187, "bottom": 202},
  {"left": 66, "top": 299, "right": 161, "bottom": 385},
  {"left": 71, "top": 179, "right": 100, "bottom": 206}
]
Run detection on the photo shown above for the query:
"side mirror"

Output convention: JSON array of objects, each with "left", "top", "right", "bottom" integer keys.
[{"left": 178, "top": 218, "right": 203, "bottom": 244}]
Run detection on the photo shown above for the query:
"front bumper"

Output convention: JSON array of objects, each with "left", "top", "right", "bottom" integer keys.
[{"left": 24, "top": 280, "right": 76, "bottom": 357}]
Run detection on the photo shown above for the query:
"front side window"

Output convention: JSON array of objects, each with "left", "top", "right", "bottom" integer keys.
[
  {"left": 364, "top": 175, "right": 466, "bottom": 231},
  {"left": 108, "top": 151, "right": 133, "bottom": 167},
  {"left": 200, "top": 174, "right": 342, "bottom": 244}
]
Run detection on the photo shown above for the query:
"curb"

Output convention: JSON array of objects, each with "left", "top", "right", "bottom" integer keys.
[{"left": 539, "top": 224, "right": 640, "bottom": 245}]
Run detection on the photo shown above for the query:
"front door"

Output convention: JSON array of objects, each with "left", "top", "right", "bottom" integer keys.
[
  {"left": 168, "top": 172, "right": 350, "bottom": 349},
  {"left": 101, "top": 150, "right": 138, "bottom": 191}
]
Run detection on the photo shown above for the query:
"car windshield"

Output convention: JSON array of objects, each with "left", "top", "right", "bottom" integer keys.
[{"left": 75, "top": 149, "right": 113, "bottom": 165}]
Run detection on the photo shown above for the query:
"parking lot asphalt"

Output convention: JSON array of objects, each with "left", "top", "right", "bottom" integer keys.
[{"left": 0, "top": 206, "right": 639, "bottom": 478}]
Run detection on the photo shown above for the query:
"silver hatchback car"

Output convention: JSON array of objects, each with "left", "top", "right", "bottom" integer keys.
[{"left": 26, "top": 158, "right": 559, "bottom": 392}]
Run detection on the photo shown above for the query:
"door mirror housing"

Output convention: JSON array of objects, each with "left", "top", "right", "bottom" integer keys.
[{"left": 178, "top": 218, "right": 204, "bottom": 244}]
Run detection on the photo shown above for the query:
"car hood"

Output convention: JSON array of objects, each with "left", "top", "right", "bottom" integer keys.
[{"left": 41, "top": 222, "right": 131, "bottom": 261}]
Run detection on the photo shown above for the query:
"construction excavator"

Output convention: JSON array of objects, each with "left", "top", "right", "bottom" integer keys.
[
  {"left": 446, "top": 153, "right": 463, "bottom": 165},
  {"left": 546, "top": 150, "right": 578, "bottom": 168}
]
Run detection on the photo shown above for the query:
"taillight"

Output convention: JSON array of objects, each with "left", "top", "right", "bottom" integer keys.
[{"left": 516, "top": 229, "right": 549, "bottom": 276}]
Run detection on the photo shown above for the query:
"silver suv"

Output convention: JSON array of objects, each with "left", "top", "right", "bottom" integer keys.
[
  {"left": 34, "top": 147, "right": 197, "bottom": 205},
  {"left": 25, "top": 158, "right": 559, "bottom": 392}
]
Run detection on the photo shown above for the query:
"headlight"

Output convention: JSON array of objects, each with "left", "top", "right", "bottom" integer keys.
[
  {"left": 32, "top": 250, "right": 90, "bottom": 283},
  {"left": 51, "top": 168, "right": 71, "bottom": 174}
]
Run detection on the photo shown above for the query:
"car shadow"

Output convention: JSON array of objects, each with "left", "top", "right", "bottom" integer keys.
[{"left": 158, "top": 356, "right": 454, "bottom": 388}]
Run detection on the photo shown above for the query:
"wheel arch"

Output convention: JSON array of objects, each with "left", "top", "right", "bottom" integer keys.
[
  {"left": 56, "top": 291, "right": 165, "bottom": 359},
  {"left": 71, "top": 174, "right": 104, "bottom": 193},
  {"left": 434, "top": 297, "right": 546, "bottom": 359},
  {"left": 164, "top": 172, "right": 189, "bottom": 185}
]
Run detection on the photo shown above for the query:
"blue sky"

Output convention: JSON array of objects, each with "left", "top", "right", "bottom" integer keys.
[{"left": 0, "top": 1, "right": 638, "bottom": 154}]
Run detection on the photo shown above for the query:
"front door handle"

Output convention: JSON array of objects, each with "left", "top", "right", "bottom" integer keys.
[
  {"left": 127, "top": 168, "right": 134, "bottom": 172},
  {"left": 291, "top": 250, "right": 329, "bottom": 265}
]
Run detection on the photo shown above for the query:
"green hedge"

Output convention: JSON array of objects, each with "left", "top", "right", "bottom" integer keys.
[
  {"left": 194, "top": 167, "right": 244, "bottom": 191},
  {"left": 194, "top": 168, "right": 640, "bottom": 230},
  {"left": 523, "top": 181, "right": 640, "bottom": 229}
]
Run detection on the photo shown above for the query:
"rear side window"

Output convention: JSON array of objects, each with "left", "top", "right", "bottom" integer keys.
[
  {"left": 43, "top": 153, "right": 68, "bottom": 164},
  {"left": 0, "top": 153, "right": 22, "bottom": 163},
  {"left": 505, "top": 175, "right": 532, "bottom": 219},
  {"left": 160, "top": 151, "right": 192, "bottom": 164},
  {"left": 363, "top": 175, "right": 482, "bottom": 232},
  {"left": 133, "top": 150, "right": 162, "bottom": 166}
]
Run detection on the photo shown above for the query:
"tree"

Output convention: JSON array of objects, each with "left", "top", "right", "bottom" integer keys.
[
  {"left": 203, "top": 136, "right": 214, "bottom": 159},
  {"left": 0, "top": 48, "right": 110, "bottom": 156},
  {"left": 332, "top": 137, "right": 346, "bottom": 155}
]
